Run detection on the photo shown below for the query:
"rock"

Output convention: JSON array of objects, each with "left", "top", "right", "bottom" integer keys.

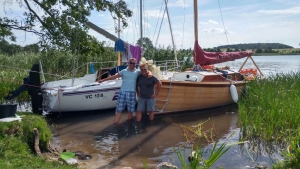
[
  {"left": 155, "top": 162, "right": 178, "bottom": 169},
  {"left": 64, "top": 158, "right": 78, "bottom": 165},
  {"left": 121, "top": 167, "right": 133, "bottom": 169},
  {"left": 188, "top": 151, "right": 196, "bottom": 162}
]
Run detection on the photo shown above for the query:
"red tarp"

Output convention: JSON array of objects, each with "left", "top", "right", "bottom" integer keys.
[{"left": 193, "top": 41, "right": 253, "bottom": 66}]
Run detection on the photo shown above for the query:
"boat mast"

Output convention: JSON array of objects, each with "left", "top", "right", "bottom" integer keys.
[
  {"left": 117, "top": 18, "right": 121, "bottom": 66},
  {"left": 164, "top": 0, "right": 179, "bottom": 69},
  {"left": 193, "top": 0, "right": 198, "bottom": 42},
  {"left": 140, "top": 0, "right": 143, "bottom": 57}
]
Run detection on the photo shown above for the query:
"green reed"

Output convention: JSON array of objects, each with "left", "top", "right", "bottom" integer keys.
[
  {"left": 172, "top": 122, "right": 236, "bottom": 169},
  {"left": 239, "top": 72, "right": 300, "bottom": 141},
  {"left": 0, "top": 70, "right": 31, "bottom": 104},
  {"left": 238, "top": 71, "right": 300, "bottom": 157}
]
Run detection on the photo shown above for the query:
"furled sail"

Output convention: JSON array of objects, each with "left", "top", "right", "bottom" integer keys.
[{"left": 193, "top": 41, "right": 253, "bottom": 66}]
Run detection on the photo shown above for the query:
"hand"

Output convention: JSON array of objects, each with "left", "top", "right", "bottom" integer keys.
[
  {"left": 137, "top": 93, "right": 141, "bottom": 98},
  {"left": 98, "top": 79, "right": 104, "bottom": 83},
  {"left": 147, "top": 71, "right": 153, "bottom": 78},
  {"left": 151, "top": 93, "right": 157, "bottom": 98}
]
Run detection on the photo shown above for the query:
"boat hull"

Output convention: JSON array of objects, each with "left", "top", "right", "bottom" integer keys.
[
  {"left": 42, "top": 80, "right": 122, "bottom": 113},
  {"left": 155, "top": 74, "right": 245, "bottom": 114}
]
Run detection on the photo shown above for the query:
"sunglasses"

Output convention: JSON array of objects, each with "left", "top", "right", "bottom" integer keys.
[
  {"left": 129, "top": 62, "right": 136, "bottom": 65},
  {"left": 141, "top": 68, "right": 148, "bottom": 71}
]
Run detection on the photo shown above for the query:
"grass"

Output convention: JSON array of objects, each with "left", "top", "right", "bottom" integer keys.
[
  {"left": 172, "top": 122, "right": 235, "bottom": 169},
  {"left": 0, "top": 113, "right": 76, "bottom": 169},
  {"left": 238, "top": 71, "right": 300, "bottom": 167}
]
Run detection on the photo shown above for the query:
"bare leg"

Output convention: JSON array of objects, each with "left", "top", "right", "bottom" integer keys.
[
  {"left": 148, "top": 112, "right": 154, "bottom": 120},
  {"left": 114, "top": 112, "right": 122, "bottom": 124},
  {"left": 136, "top": 111, "right": 142, "bottom": 122},
  {"left": 127, "top": 112, "right": 133, "bottom": 120}
]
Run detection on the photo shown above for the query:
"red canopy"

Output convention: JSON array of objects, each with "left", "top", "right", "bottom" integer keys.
[{"left": 193, "top": 41, "right": 253, "bottom": 66}]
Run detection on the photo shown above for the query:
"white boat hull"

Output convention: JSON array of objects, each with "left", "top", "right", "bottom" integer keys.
[{"left": 42, "top": 77, "right": 122, "bottom": 113}]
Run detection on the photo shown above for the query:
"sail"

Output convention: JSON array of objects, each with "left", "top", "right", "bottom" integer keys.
[{"left": 193, "top": 41, "right": 253, "bottom": 66}]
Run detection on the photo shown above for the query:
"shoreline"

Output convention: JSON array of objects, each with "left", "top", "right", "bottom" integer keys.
[{"left": 252, "top": 53, "right": 300, "bottom": 56}]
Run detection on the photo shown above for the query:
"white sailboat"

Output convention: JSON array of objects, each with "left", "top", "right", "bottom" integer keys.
[{"left": 41, "top": 73, "right": 122, "bottom": 113}]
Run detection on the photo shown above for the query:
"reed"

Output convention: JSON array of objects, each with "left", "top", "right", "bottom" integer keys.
[
  {"left": 173, "top": 122, "right": 234, "bottom": 169},
  {"left": 0, "top": 70, "right": 31, "bottom": 104},
  {"left": 238, "top": 71, "right": 300, "bottom": 165}
]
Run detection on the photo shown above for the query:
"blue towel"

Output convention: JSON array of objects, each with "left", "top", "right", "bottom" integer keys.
[
  {"left": 90, "top": 63, "right": 95, "bottom": 74},
  {"left": 115, "top": 39, "right": 125, "bottom": 52}
]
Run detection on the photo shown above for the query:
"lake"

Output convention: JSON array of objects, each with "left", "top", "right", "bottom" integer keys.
[{"left": 49, "top": 55, "right": 299, "bottom": 169}]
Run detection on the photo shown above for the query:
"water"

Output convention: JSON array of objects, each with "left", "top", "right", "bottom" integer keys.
[
  {"left": 216, "top": 55, "right": 300, "bottom": 76},
  {"left": 47, "top": 55, "right": 299, "bottom": 168}
]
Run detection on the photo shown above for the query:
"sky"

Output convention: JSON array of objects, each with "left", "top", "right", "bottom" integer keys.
[{"left": 2, "top": 0, "right": 300, "bottom": 49}]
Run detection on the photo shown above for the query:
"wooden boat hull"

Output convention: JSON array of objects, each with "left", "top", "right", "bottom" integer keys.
[{"left": 156, "top": 73, "right": 245, "bottom": 114}]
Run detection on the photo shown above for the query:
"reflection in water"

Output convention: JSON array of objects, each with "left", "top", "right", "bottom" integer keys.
[{"left": 48, "top": 105, "right": 281, "bottom": 168}]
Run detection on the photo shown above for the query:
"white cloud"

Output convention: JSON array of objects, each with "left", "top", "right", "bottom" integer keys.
[
  {"left": 144, "top": 10, "right": 166, "bottom": 19},
  {"left": 257, "top": 7, "right": 300, "bottom": 14},
  {"left": 168, "top": 0, "right": 191, "bottom": 8},
  {"left": 199, "top": 20, "right": 219, "bottom": 25},
  {"left": 202, "top": 27, "right": 234, "bottom": 34}
]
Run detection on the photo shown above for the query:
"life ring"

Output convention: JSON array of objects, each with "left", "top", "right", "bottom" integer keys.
[{"left": 202, "top": 65, "right": 215, "bottom": 69}]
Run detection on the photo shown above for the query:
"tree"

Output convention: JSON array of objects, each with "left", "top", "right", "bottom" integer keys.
[
  {"left": 136, "top": 37, "right": 154, "bottom": 51},
  {"left": 0, "top": 0, "right": 132, "bottom": 54},
  {"left": 256, "top": 48, "right": 263, "bottom": 53}
]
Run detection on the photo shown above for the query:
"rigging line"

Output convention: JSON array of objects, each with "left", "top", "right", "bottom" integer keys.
[
  {"left": 129, "top": 0, "right": 136, "bottom": 44},
  {"left": 154, "top": 3, "right": 166, "bottom": 49},
  {"left": 217, "top": 0, "right": 229, "bottom": 45},
  {"left": 152, "top": 0, "right": 164, "bottom": 46},
  {"left": 181, "top": 0, "right": 186, "bottom": 49}
]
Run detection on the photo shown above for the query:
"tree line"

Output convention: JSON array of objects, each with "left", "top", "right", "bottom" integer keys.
[{"left": 216, "top": 43, "right": 293, "bottom": 50}]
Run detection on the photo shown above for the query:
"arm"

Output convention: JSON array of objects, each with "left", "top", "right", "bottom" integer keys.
[
  {"left": 98, "top": 73, "right": 121, "bottom": 83},
  {"left": 147, "top": 71, "right": 152, "bottom": 78},
  {"left": 151, "top": 80, "right": 162, "bottom": 98},
  {"left": 155, "top": 80, "right": 162, "bottom": 95},
  {"left": 135, "top": 81, "right": 140, "bottom": 98}
]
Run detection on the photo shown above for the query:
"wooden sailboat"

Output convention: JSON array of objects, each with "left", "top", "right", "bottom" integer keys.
[{"left": 154, "top": 0, "right": 261, "bottom": 114}]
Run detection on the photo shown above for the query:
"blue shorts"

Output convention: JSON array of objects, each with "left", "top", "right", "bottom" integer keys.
[
  {"left": 116, "top": 91, "right": 136, "bottom": 113},
  {"left": 137, "top": 98, "right": 156, "bottom": 112}
]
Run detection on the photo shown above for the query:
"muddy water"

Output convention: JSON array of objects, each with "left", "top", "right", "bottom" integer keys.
[{"left": 48, "top": 105, "right": 281, "bottom": 169}]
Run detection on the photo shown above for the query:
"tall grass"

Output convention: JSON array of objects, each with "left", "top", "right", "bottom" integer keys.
[
  {"left": 239, "top": 72, "right": 300, "bottom": 141},
  {"left": 238, "top": 71, "right": 300, "bottom": 165}
]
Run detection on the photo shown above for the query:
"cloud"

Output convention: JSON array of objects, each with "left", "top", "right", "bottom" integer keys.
[
  {"left": 144, "top": 10, "right": 166, "bottom": 19},
  {"left": 257, "top": 6, "right": 300, "bottom": 14},
  {"left": 168, "top": 0, "right": 191, "bottom": 8},
  {"left": 199, "top": 20, "right": 219, "bottom": 25},
  {"left": 202, "top": 27, "right": 234, "bottom": 34}
]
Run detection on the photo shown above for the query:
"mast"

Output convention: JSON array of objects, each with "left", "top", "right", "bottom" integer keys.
[
  {"left": 117, "top": 18, "right": 121, "bottom": 66},
  {"left": 140, "top": 0, "right": 143, "bottom": 57},
  {"left": 164, "top": 0, "right": 179, "bottom": 69},
  {"left": 193, "top": 0, "right": 198, "bottom": 42}
]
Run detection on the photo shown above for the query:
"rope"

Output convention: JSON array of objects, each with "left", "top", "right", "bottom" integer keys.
[
  {"left": 152, "top": 0, "right": 165, "bottom": 46},
  {"left": 156, "top": 78, "right": 172, "bottom": 113},
  {"left": 181, "top": 0, "right": 186, "bottom": 48},
  {"left": 217, "top": 0, "right": 229, "bottom": 45}
]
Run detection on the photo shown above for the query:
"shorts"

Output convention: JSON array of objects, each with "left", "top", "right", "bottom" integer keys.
[
  {"left": 116, "top": 91, "right": 136, "bottom": 113},
  {"left": 137, "top": 98, "right": 156, "bottom": 112}
]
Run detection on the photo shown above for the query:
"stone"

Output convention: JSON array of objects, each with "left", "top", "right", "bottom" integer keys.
[
  {"left": 155, "top": 162, "right": 178, "bottom": 169},
  {"left": 64, "top": 158, "right": 78, "bottom": 165}
]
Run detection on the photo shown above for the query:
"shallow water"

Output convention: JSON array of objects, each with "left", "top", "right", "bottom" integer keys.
[
  {"left": 23, "top": 55, "right": 299, "bottom": 168},
  {"left": 48, "top": 105, "right": 281, "bottom": 169}
]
